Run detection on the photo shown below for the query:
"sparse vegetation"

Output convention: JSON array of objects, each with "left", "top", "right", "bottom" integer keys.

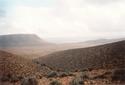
[
  {"left": 69, "top": 77, "right": 84, "bottom": 85},
  {"left": 0, "top": 75, "right": 10, "bottom": 82},
  {"left": 93, "top": 74, "right": 106, "bottom": 79},
  {"left": 37, "top": 41, "right": 125, "bottom": 71},
  {"left": 58, "top": 72, "right": 74, "bottom": 77},
  {"left": 47, "top": 71, "right": 58, "bottom": 78},
  {"left": 112, "top": 68, "right": 125, "bottom": 81},
  {"left": 0, "top": 50, "right": 41, "bottom": 82},
  {"left": 10, "top": 75, "right": 19, "bottom": 83},
  {"left": 49, "top": 80, "right": 62, "bottom": 85},
  {"left": 58, "top": 72, "right": 68, "bottom": 77},
  {"left": 21, "top": 77, "right": 38, "bottom": 85},
  {"left": 79, "top": 72, "right": 89, "bottom": 80},
  {"left": 69, "top": 72, "right": 88, "bottom": 85},
  {"left": 0, "top": 74, "right": 19, "bottom": 83},
  {"left": 0, "top": 37, "right": 125, "bottom": 85}
]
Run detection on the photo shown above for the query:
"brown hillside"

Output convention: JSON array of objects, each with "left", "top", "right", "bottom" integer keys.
[
  {"left": 0, "top": 50, "right": 47, "bottom": 78},
  {"left": 36, "top": 41, "right": 125, "bottom": 71}
]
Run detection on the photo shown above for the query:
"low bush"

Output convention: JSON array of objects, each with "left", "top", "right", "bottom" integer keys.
[
  {"left": 0, "top": 74, "right": 21, "bottom": 83},
  {"left": 21, "top": 77, "right": 38, "bottom": 85},
  {"left": 79, "top": 72, "right": 89, "bottom": 80},
  {"left": 49, "top": 80, "right": 62, "bottom": 85},
  {"left": 69, "top": 77, "right": 84, "bottom": 85},
  {"left": 10, "top": 75, "right": 19, "bottom": 83},
  {"left": 58, "top": 72, "right": 74, "bottom": 77},
  {"left": 47, "top": 71, "right": 58, "bottom": 78},
  {"left": 0, "top": 75, "right": 10, "bottom": 82}
]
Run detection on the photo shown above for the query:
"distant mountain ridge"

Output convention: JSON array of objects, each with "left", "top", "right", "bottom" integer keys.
[
  {"left": 81, "top": 38, "right": 125, "bottom": 45},
  {"left": 0, "top": 34, "right": 125, "bottom": 58},
  {"left": 0, "top": 34, "right": 51, "bottom": 48}
]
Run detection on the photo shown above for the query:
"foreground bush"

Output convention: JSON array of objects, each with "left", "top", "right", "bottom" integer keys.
[
  {"left": 21, "top": 77, "right": 38, "bottom": 85},
  {"left": 49, "top": 80, "right": 62, "bottom": 85}
]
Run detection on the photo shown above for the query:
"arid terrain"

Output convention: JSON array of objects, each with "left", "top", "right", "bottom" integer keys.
[
  {"left": 0, "top": 34, "right": 125, "bottom": 59},
  {"left": 0, "top": 34, "right": 125, "bottom": 85},
  {"left": 36, "top": 40, "right": 125, "bottom": 71}
]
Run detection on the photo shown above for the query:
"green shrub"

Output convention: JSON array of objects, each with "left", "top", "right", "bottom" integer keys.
[{"left": 49, "top": 80, "right": 62, "bottom": 85}]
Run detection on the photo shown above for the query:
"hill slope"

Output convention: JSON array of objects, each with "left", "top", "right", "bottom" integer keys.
[
  {"left": 36, "top": 41, "right": 125, "bottom": 71},
  {"left": 0, "top": 50, "right": 52, "bottom": 80},
  {"left": 0, "top": 50, "right": 40, "bottom": 77}
]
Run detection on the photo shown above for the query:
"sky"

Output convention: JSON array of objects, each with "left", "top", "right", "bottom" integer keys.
[{"left": 0, "top": 0, "right": 125, "bottom": 43}]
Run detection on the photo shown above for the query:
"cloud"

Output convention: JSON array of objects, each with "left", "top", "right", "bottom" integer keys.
[
  {"left": 84, "top": 0, "right": 124, "bottom": 5},
  {"left": 0, "top": 0, "right": 125, "bottom": 43},
  {"left": 0, "top": 9, "right": 6, "bottom": 17}
]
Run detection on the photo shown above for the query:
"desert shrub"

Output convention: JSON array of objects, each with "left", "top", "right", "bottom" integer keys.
[
  {"left": 112, "top": 68, "right": 125, "bottom": 81},
  {"left": 10, "top": 75, "right": 19, "bottom": 83},
  {"left": 35, "top": 61, "right": 39, "bottom": 64},
  {"left": 49, "top": 80, "right": 62, "bottom": 85},
  {"left": 69, "top": 77, "right": 84, "bottom": 85},
  {"left": 58, "top": 72, "right": 74, "bottom": 77},
  {"left": 36, "top": 74, "right": 42, "bottom": 79},
  {"left": 93, "top": 74, "right": 106, "bottom": 79},
  {"left": 0, "top": 75, "right": 10, "bottom": 82},
  {"left": 0, "top": 74, "right": 20, "bottom": 83},
  {"left": 21, "top": 77, "right": 38, "bottom": 85},
  {"left": 81, "top": 68, "right": 89, "bottom": 72},
  {"left": 79, "top": 72, "right": 89, "bottom": 80},
  {"left": 75, "top": 69, "right": 79, "bottom": 72},
  {"left": 40, "top": 64, "right": 46, "bottom": 66},
  {"left": 69, "top": 72, "right": 88, "bottom": 85},
  {"left": 93, "top": 71, "right": 112, "bottom": 79},
  {"left": 18, "top": 76, "right": 23, "bottom": 80},
  {"left": 58, "top": 72, "right": 68, "bottom": 77},
  {"left": 47, "top": 71, "right": 58, "bottom": 78}
]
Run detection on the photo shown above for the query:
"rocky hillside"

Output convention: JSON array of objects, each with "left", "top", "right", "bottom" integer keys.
[
  {"left": 0, "top": 50, "right": 52, "bottom": 80},
  {"left": 36, "top": 41, "right": 125, "bottom": 71}
]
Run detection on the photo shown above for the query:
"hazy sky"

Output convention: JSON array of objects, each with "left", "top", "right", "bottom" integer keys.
[{"left": 0, "top": 0, "right": 125, "bottom": 43}]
